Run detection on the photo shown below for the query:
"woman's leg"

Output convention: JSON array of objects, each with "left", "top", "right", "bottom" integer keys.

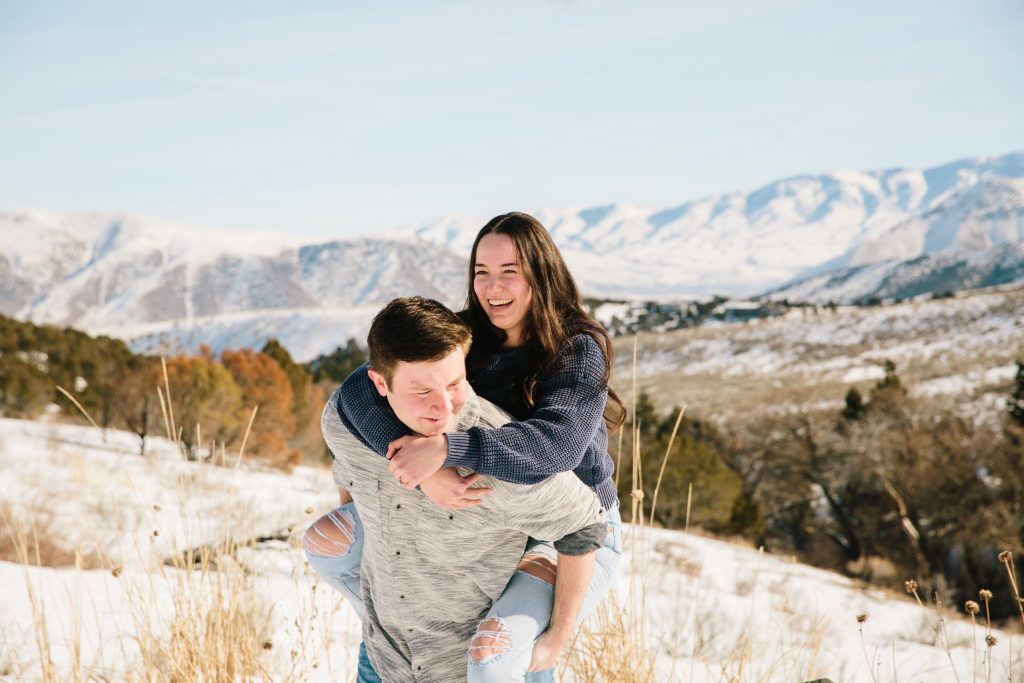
[
  {"left": 467, "top": 505, "right": 623, "bottom": 683},
  {"left": 302, "top": 501, "right": 366, "bottom": 620}
]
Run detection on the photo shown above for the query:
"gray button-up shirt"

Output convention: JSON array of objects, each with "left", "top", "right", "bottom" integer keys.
[{"left": 322, "top": 387, "right": 605, "bottom": 682}]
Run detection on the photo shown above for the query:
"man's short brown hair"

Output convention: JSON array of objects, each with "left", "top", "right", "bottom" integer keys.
[{"left": 367, "top": 297, "right": 472, "bottom": 386}]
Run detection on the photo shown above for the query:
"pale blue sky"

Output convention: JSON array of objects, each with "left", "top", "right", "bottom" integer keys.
[{"left": 1, "top": 0, "right": 1022, "bottom": 239}]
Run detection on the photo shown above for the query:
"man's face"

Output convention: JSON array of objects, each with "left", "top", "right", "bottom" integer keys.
[{"left": 368, "top": 347, "right": 469, "bottom": 437}]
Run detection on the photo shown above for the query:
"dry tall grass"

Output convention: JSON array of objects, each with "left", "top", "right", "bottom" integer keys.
[
  {"left": 8, "top": 349, "right": 1023, "bottom": 682},
  {"left": 6, "top": 368, "right": 339, "bottom": 682},
  {"left": 130, "top": 540, "right": 275, "bottom": 682}
]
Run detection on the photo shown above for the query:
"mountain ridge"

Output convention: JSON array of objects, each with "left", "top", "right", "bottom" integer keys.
[{"left": 3, "top": 150, "right": 1023, "bottom": 359}]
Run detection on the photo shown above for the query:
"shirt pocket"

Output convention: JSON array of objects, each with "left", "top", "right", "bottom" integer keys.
[{"left": 413, "top": 502, "right": 500, "bottom": 568}]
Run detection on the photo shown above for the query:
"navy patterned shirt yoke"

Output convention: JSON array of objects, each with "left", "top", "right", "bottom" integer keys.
[{"left": 337, "top": 333, "right": 618, "bottom": 510}]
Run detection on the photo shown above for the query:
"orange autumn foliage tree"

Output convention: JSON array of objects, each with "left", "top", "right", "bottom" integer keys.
[{"left": 221, "top": 348, "right": 299, "bottom": 468}]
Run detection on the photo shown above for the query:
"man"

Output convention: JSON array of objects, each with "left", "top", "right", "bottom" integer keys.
[{"left": 309, "top": 297, "right": 608, "bottom": 682}]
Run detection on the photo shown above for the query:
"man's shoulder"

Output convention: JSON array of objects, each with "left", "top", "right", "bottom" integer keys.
[
  {"left": 454, "top": 392, "right": 514, "bottom": 431},
  {"left": 321, "top": 389, "right": 373, "bottom": 458}
]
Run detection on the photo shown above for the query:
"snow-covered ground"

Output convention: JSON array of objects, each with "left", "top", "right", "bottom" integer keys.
[
  {"left": 622, "top": 285, "right": 1024, "bottom": 424},
  {"left": 1, "top": 418, "right": 1021, "bottom": 682}
]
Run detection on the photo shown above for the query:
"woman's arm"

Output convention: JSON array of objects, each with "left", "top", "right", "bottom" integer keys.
[
  {"left": 529, "top": 549, "right": 598, "bottom": 672},
  {"left": 336, "top": 363, "right": 411, "bottom": 454},
  {"left": 389, "top": 335, "right": 608, "bottom": 488}
]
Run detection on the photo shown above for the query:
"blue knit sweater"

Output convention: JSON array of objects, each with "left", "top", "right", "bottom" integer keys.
[{"left": 336, "top": 334, "right": 619, "bottom": 510}]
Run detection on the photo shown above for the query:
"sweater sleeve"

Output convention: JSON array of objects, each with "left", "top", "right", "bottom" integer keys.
[
  {"left": 335, "top": 363, "right": 411, "bottom": 456},
  {"left": 444, "top": 334, "right": 608, "bottom": 484}
]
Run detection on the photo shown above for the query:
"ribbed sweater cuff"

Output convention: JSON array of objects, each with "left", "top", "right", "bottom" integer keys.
[
  {"left": 595, "top": 479, "right": 619, "bottom": 511},
  {"left": 444, "top": 431, "right": 480, "bottom": 470}
]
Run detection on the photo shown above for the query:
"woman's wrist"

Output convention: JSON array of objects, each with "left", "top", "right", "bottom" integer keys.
[{"left": 543, "top": 623, "right": 573, "bottom": 644}]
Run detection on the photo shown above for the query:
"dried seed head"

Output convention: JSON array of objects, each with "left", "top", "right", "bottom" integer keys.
[
  {"left": 965, "top": 600, "right": 980, "bottom": 615},
  {"left": 856, "top": 613, "right": 867, "bottom": 623},
  {"left": 111, "top": 566, "right": 123, "bottom": 578},
  {"left": 630, "top": 489, "right": 645, "bottom": 502},
  {"left": 152, "top": 504, "right": 162, "bottom": 512},
  {"left": 152, "top": 529, "right": 160, "bottom": 537},
  {"left": 305, "top": 507, "right": 314, "bottom": 515},
  {"left": 998, "top": 550, "right": 1012, "bottom": 563},
  {"left": 979, "top": 589, "right": 994, "bottom": 601},
  {"left": 904, "top": 579, "right": 918, "bottom": 594},
  {"left": 262, "top": 641, "right": 273, "bottom": 651},
  {"left": 986, "top": 634, "right": 997, "bottom": 647}
]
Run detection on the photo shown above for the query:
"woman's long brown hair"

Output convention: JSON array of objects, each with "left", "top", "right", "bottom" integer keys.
[{"left": 463, "top": 211, "right": 627, "bottom": 431}]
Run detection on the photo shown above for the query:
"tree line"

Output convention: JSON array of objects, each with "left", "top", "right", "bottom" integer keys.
[{"left": 0, "top": 314, "right": 367, "bottom": 468}]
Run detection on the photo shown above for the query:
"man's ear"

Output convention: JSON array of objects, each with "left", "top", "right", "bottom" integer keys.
[{"left": 367, "top": 368, "right": 389, "bottom": 397}]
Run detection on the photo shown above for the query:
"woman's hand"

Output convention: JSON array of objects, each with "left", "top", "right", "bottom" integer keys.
[
  {"left": 387, "top": 434, "right": 448, "bottom": 489},
  {"left": 418, "top": 468, "right": 493, "bottom": 509},
  {"left": 527, "top": 629, "right": 568, "bottom": 672}
]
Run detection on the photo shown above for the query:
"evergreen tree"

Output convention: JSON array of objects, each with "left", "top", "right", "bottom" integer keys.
[
  {"left": 841, "top": 387, "right": 866, "bottom": 421},
  {"left": 308, "top": 339, "right": 367, "bottom": 384},
  {"left": 617, "top": 392, "right": 754, "bottom": 534}
]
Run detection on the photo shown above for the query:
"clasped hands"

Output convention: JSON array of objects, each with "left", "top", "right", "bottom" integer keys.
[{"left": 387, "top": 434, "right": 492, "bottom": 509}]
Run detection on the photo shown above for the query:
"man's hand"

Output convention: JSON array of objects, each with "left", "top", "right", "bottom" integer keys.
[
  {"left": 387, "top": 434, "right": 448, "bottom": 489},
  {"left": 527, "top": 629, "right": 568, "bottom": 672},
  {"left": 418, "top": 468, "right": 493, "bottom": 510}
]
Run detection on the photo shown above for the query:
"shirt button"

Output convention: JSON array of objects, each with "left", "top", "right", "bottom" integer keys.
[
  {"left": 349, "top": 480, "right": 354, "bottom": 486},
  {"left": 400, "top": 595, "right": 405, "bottom": 599},
  {"left": 396, "top": 504, "right": 402, "bottom": 509},
  {"left": 396, "top": 551, "right": 401, "bottom": 556},
  {"left": 448, "top": 514, "right": 454, "bottom": 520}
]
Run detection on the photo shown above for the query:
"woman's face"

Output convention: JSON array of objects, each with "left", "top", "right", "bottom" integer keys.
[{"left": 473, "top": 233, "right": 533, "bottom": 347}]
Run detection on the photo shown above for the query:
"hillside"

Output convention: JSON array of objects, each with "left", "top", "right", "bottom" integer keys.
[
  {"left": 614, "top": 284, "right": 1024, "bottom": 425},
  {"left": 2, "top": 417, "right": 1020, "bottom": 681}
]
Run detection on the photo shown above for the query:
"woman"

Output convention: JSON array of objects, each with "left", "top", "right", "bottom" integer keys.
[{"left": 305, "top": 211, "right": 625, "bottom": 682}]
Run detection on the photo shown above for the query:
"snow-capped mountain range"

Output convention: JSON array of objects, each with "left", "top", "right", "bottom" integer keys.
[{"left": 2, "top": 151, "right": 1022, "bottom": 360}]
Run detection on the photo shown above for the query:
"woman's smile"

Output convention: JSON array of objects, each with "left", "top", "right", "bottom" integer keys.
[{"left": 474, "top": 234, "right": 533, "bottom": 347}]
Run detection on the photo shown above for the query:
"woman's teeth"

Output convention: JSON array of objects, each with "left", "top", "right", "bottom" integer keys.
[{"left": 489, "top": 299, "right": 512, "bottom": 309}]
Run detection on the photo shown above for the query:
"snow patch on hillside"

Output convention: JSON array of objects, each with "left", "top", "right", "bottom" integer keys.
[{"left": 1, "top": 418, "right": 1021, "bottom": 681}]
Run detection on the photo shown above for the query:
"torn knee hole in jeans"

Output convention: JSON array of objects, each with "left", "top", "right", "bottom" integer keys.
[
  {"left": 517, "top": 553, "right": 557, "bottom": 585},
  {"left": 470, "top": 618, "right": 512, "bottom": 663},
  {"left": 302, "top": 508, "right": 355, "bottom": 557}
]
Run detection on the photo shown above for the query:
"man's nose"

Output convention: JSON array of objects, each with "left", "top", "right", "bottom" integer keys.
[{"left": 432, "top": 390, "right": 454, "bottom": 416}]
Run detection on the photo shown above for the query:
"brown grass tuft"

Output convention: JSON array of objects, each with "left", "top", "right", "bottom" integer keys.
[{"left": 0, "top": 499, "right": 105, "bottom": 569}]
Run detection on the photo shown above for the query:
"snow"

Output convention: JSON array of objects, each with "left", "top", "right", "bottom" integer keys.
[
  {"left": 841, "top": 365, "right": 887, "bottom": 383},
  {"left": 2, "top": 417, "right": 1021, "bottom": 681},
  {"left": 620, "top": 285, "right": 1024, "bottom": 425}
]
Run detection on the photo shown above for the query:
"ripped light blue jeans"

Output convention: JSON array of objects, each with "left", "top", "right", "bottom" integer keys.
[{"left": 304, "top": 501, "right": 623, "bottom": 683}]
